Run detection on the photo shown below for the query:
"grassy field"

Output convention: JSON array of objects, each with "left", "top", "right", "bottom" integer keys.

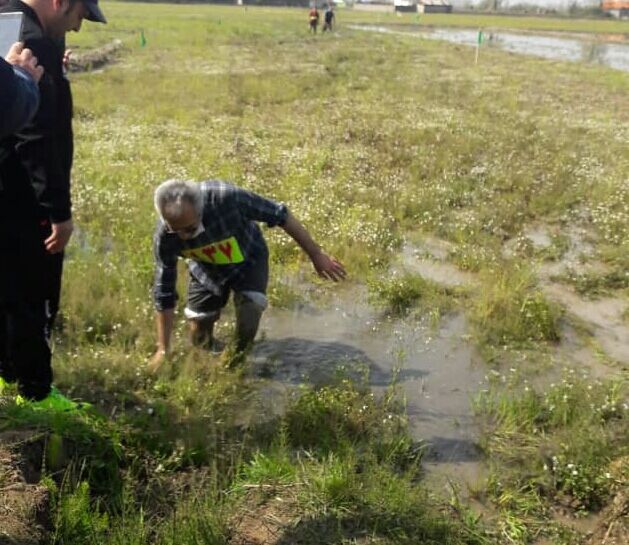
[{"left": 1, "top": 2, "right": 628, "bottom": 544}]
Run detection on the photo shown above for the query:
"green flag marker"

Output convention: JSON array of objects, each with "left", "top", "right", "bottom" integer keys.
[
  {"left": 475, "top": 29, "right": 483, "bottom": 65},
  {"left": 140, "top": 30, "right": 147, "bottom": 48}
]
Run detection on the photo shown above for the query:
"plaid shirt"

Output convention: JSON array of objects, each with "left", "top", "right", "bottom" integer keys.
[{"left": 153, "top": 180, "right": 288, "bottom": 311}]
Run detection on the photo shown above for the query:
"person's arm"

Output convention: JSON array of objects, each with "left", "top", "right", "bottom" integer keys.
[
  {"left": 0, "top": 43, "right": 42, "bottom": 138},
  {"left": 149, "top": 228, "right": 179, "bottom": 370},
  {"left": 281, "top": 212, "right": 346, "bottom": 282},
  {"left": 155, "top": 308, "right": 175, "bottom": 355},
  {"left": 230, "top": 184, "right": 346, "bottom": 281}
]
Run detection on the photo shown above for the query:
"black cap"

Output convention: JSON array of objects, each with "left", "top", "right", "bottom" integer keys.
[{"left": 84, "top": 0, "right": 107, "bottom": 24}]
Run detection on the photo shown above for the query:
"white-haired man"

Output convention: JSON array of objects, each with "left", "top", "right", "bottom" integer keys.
[{"left": 150, "top": 179, "right": 346, "bottom": 368}]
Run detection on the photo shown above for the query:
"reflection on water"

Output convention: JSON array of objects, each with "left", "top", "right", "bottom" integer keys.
[{"left": 350, "top": 25, "right": 629, "bottom": 72}]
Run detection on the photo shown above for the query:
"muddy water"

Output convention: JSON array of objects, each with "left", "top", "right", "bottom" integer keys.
[
  {"left": 250, "top": 286, "right": 486, "bottom": 483},
  {"left": 398, "top": 241, "right": 476, "bottom": 287},
  {"left": 350, "top": 25, "right": 629, "bottom": 72}
]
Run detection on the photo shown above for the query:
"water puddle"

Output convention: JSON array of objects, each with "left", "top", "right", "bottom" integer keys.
[
  {"left": 249, "top": 286, "right": 486, "bottom": 482},
  {"left": 543, "top": 283, "right": 629, "bottom": 366},
  {"left": 349, "top": 25, "right": 629, "bottom": 72},
  {"left": 398, "top": 241, "right": 476, "bottom": 288}
]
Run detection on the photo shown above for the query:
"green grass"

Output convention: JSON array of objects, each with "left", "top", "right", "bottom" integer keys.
[
  {"left": 557, "top": 268, "right": 629, "bottom": 298},
  {"left": 2, "top": 376, "right": 488, "bottom": 545},
  {"left": 1, "top": 3, "right": 628, "bottom": 543},
  {"left": 475, "top": 371, "right": 628, "bottom": 543},
  {"left": 368, "top": 273, "right": 458, "bottom": 319},
  {"left": 470, "top": 266, "right": 561, "bottom": 350}
]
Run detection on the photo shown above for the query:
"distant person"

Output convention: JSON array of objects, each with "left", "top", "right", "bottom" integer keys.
[
  {"left": 323, "top": 5, "right": 334, "bottom": 32},
  {"left": 0, "top": 42, "right": 43, "bottom": 137},
  {"left": 0, "top": 0, "right": 107, "bottom": 408},
  {"left": 309, "top": 6, "right": 319, "bottom": 34},
  {"left": 149, "top": 180, "right": 346, "bottom": 370}
]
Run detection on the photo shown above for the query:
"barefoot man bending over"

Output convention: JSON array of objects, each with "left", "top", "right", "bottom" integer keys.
[{"left": 149, "top": 179, "right": 346, "bottom": 369}]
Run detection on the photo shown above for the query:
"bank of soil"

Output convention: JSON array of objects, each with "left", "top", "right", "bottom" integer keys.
[
  {"left": 68, "top": 40, "right": 123, "bottom": 73},
  {"left": 0, "top": 432, "right": 50, "bottom": 545},
  {"left": 587, "top": 485, "right": 629, "bottom": 545}
]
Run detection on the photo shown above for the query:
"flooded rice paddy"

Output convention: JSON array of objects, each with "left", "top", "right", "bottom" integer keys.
[
  {"left": 350, "top": 24, "right": 629, "bottom": 72},
  {"left": 244, "top": 226, "right": 627, "bottom": 489}
]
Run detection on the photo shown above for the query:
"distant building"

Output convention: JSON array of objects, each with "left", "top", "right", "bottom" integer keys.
[
  {"left": 393, "top": 0, "right": 417, "bottom": 11},
  {"left": 601, "top": 0, "right": 629, "bottom": 17},
  {"left": 393, "top": 0, "right": 453, "bottom": 12},
  {"left": 417, "top": 0, "right": 453, "bottom": 12}
]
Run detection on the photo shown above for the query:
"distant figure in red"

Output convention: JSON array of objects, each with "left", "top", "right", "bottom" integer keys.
[
  {"left": 309, "top": 6, "right": 320, "bottom": 34},
  {"left": 323, "top": 5, "right": 335, "bottom": 32}
]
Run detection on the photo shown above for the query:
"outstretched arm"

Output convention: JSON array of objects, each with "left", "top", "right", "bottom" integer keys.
[
  {"left": 148, "top": 308, "right": 174, "bottom": 372},
  {"left": 281, "top": 212, "right": 346, "bottom": 282}
]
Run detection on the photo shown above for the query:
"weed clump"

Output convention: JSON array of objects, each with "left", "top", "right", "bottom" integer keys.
[
  {"left": 368, "top": 274, "right": 455, "bottom": 318},
  {"left": 284, "top": 378, "right": 404, "bottom": 454},
  {"left": 476, "top": 371, "right": 628, "bottom": 541},
  {"left": 471, "top": 267, "right": 560, "bottom": 348}
]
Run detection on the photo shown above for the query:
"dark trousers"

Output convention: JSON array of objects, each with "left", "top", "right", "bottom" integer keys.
[
  {"left": 0, "top": 198, "right": 55, "bottom": 400},
  {"left": 40, "top": 219, "right": 64, "bottom": 338}
]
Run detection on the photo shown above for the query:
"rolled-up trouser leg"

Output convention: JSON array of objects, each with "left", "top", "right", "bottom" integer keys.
[
  {"left": 234, "top": 291, "right": 267, "bottom": 352},
  {"left": 185, "top": 271, "right": 227, "bottom": 351}
]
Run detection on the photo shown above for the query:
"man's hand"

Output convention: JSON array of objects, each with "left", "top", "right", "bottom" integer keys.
[
  {"left": 147, "top": 349, "right": 167, "bottom": 374},
  {"left": 152, "top": 309, "right": 175, "bottom": 371},
  {"left": 311, "top": 251, "right": 347, "bottom": 282},
  {"left": 280, "top": 213, "right": 347, "bottom": 282},
  {"left": 62, "top": 49, "right": 72, "bottom": 72},
  {"left": 44, "top": 219, "right": 73, "bottom": 254},
  {"left": 5, "top": 42, "right": 44, "bottom": 83}
]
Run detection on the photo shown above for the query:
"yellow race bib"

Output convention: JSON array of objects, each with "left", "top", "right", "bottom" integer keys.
[{"left": 182, "top": 236, "right": 244, "bottom": 265}]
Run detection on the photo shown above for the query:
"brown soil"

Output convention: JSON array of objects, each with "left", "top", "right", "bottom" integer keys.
[
  {"left": 229, "top": 489, "right": 297, "bottom": 545},
  {"left": 68, "top": 40, "right": 123, "bottom": 73},
  {"left": 0, "top": 432, "right": 50, "bottom": 545},
  {"left": 587, "top": 488, "right": 629, "bottom": 545}
]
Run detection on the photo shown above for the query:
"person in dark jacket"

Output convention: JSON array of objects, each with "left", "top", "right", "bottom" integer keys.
[
  {"left": 0, "top": 42, "right": 43, "bottom": 138},
  {"left": 0, "top": 0, "right": 106, "bottom": 406},
  {"left": 322, "top": 5, "right": 334, "bottom": 32}
]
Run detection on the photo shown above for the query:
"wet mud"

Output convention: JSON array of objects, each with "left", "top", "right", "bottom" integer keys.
[
  {"left": 398, "top": 240, "right": 476, "bottom": 287},
  {"left": 544, "top": 283, "right": 629, "bottom": 366}
]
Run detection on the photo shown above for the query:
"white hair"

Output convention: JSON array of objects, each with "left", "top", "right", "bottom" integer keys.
[{"left": 154, "top": 179, "right": 203, "bottom": 221}]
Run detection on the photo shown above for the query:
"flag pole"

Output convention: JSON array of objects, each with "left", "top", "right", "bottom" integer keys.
[{"left": 475, "top": 28, "right": 483, "bottom": 65}]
